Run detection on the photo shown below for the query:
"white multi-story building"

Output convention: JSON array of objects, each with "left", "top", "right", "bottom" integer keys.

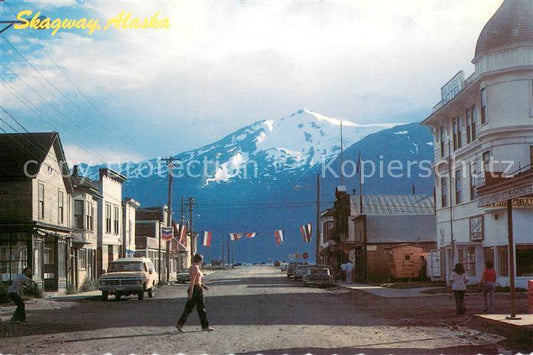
[
  {"left": 422, "top": 0, "right": 533, "bottom": 287},
  {"left": 123, "top": 197, "right": 140, "bottom": 258},
  {"left": 97, "top": 168, "right": 126, "bottom": 275}
]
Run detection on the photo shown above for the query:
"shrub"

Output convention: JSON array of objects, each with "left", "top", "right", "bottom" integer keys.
[
  {"left": 23, "top": 282, "right": 44, "bottom": 298},
  {"left": 0, "top": 282, "right": 9, "bottom": 303},
  {"left": 78, "top": 277, "right": 98, "bottom": 292}
]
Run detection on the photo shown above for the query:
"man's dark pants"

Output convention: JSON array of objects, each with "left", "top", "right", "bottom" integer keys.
[
  {"left": 8, "top": 292, "right": 26, "bottom": 321},
  {"left": 177, "top": 286, "right": 209, "bottom": 329}
]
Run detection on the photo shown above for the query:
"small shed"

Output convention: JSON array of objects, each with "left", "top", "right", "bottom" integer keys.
[{"left": 386, "top": 244, "right": 425, "bottom": 279}]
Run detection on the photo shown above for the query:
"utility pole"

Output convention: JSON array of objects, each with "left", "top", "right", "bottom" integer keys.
[
  {"left": 227, "top": 235, "right": 231, "bottom": 267},
  {"left": 188, "top": 197, "right": 196, "bottom": 263},
  {"left": 222, "top": 236, "right": 225, "bottom": 267},
  {"left": 161, "top": 157, "right": 174, "bottom": 283},
  {"left": 448, "top": 140, "right": 455, "bottom": 271},
  {"left": 316, "top": 173, "right": 320, "bottom": 264}
]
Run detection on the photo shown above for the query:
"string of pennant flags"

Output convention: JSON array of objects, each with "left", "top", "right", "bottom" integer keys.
[{"left": 163, "top": 223, "right": 312, "bottom": 248}]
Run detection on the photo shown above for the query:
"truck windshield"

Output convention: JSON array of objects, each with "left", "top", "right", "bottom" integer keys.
[{"left": 109, "top": 262, "right": 144, "bottom": 272}]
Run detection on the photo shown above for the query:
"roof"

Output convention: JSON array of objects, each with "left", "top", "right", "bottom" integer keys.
[
  {"left": 71, "top": 175, "right": 102, "bottom": 197},
  {"left": 365, "top": 215, "right": 436, "bottom": 244},
  {"left": 0, "top": 132, "right": 72, "bottom": 190},
  {"left": 349, "top": 195, "right": 435, "bottom": 216},
  {"left": 474, "top": 0, "right": 533, "bottom": 60}
]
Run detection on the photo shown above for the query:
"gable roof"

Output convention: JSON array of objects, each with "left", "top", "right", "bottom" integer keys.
[
  {"left": 0, "top": 132, "right": 72, "bottom": 190},
  {"left": 349, "top": 194, "right": 435, "bottom": 216}
]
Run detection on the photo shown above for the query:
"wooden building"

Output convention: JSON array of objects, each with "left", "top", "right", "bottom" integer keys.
[
  {"left": 0, "top": 132, "right": 73, "bottom": 292},
  {"left": 330, "top": 187, "right": 436, "bottom": 282},
  {"left": 70, "top": 170, "right": 101, "bottom": 289}
]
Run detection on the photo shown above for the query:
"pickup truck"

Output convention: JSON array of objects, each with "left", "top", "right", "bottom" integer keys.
[{"left": 98, "top": 257, "right": 158, "bottom": 301}]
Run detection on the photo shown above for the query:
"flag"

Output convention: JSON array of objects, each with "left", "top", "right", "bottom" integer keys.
[
  {"left": 274, "top": 230, "right": 284, "bottom": 245},
  {"left": 177, "top": 223, "right": 188, "bottom": 246},
  {"left": 161, "top": 226, "right": 173, "bottom": 241},
  {"left": 245, "top": 232, "right": 256, "bottom": 238},
  {"left": 229, "top": 233, "right": 242, "bottom": 241},
  {"left": 203, "top": 231, "right": 212, "bottom": 247},
  {"left": 300, "top": 224, "right": 312, "bottom": 242}
]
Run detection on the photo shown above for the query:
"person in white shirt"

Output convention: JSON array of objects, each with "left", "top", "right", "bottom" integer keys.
[
  {"left": 8, "top": 267, "right": 33, "bottom": 322},
  {"left": 343, "top": 261, "right": 354, "bottom": 284},
  {"left": 448, "top": 263, "right": 469, "bottom": 315}
]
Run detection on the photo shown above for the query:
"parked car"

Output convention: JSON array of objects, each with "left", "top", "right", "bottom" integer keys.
[
  {"left": 279, "top": 262, "right": 288, "bottom": 272},
  {"left": 302, "top": 266, "right": 334, "bottom": 287},
  {"left": 98, "top": 257, "right": 158, "bottom": 301},
  {"left": 286, "top": 261, "right": 305, "bottom": 278},
  {"left": 293, "top": 264, "right": 312, "bottom": 281},
  {"left": 176, "top": 268, "right": 190, "bottom": 283}
]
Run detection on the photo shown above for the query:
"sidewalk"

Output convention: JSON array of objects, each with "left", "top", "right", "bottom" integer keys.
[{"left": 337, "top": 282, "right": 440, "bottom": 298}]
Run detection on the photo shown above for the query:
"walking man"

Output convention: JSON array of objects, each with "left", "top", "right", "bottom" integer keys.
[
  {"left": 176, "top": 254, "right": 214, "bottom": 332},
  {"left": 8, "top": 267, "right": 33, "bottom": 323}
]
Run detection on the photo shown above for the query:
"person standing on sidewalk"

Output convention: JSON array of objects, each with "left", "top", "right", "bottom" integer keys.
[
  {"left": 176, "top": 254, "right": 214, "bottom": 332},
  {"left": 344, "top": 261, "right": 353, "bottom": 284},
  {"left": 448, "top": 263, "right": 469, "bottom": 315},
  {"left": 480, "top": 260, "right": 496, "bottom": 313},
  {"left": 8, "top": 267, "right": 33, "bottom": 323}
]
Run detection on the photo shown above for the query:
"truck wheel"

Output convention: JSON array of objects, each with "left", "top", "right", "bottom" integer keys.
[
  {"left": 102, "top": 291, "right": 108, "bottom": 301},
  {"left": 148, "top": 286, "right": 155, "bottom": 298},
  {"left": 137, "top": 290, "right": 144, "bottom": 300}
]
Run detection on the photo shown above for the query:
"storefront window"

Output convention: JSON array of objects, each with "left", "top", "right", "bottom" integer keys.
[
  {"left": 516, "top": 245, "right": 533, "bottom": 277},
  {"left": 0, "top": 234, "right": 28, "bottom": 282},
  {"left": 497, "top": 246, "right": 509, "bottom": 277},
  {"left": 458, "top": 246, "right": 476, "bottom": 277}
]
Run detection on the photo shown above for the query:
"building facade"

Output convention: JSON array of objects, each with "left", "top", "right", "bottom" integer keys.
[
  {"left": 123, "top": 197, "right": 140, "bottom": 258},
  {"left": 96, "top": 168, "right": 126, "bottom": 275},
  {"left": 70, "top": 171, "right": 101, "bottom": 289},
  {"left": 0, "top": 133, "right": 73, "bottom": 292},
  {"left": 422, "top": 0, "right": 533, "bottom": 287}
]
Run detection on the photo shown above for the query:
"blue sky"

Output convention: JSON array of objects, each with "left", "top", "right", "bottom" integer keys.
[{"left": 1, "top": 0, "right": 503, "bottom": 164}]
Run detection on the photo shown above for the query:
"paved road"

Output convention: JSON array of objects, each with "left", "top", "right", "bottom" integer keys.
[{"left": 0, "top": 266, "right": 517, "bottom": 354}]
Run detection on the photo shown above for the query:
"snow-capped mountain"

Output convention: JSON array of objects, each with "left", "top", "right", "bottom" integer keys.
[
  {"left": 76, "top": 111, "right": 434, "bottom": 264},
  {"left": 78, "top": 109, "right": 401, "bottom": 185}
]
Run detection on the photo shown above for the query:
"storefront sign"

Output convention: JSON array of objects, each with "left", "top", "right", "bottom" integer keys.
[
  {"left": 441, "top": 71, "right": 464, "bottom": 104},
  {"left": 469, "top": 215, "right": 484, "bottom": 242},
  {"left": 478, "top": 181, "right": 533, "bottom": 207}
]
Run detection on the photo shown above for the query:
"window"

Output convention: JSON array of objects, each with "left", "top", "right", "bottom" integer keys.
[
  {"left": 469, "top": 162, "right": 477, "bottom": 200},
  {"left": 455, "top": 169, "right": 462, "bottom": 204},
  {"left": 113, "top": 206, "right": 120, "bottom": 235},
  {"left": 0, "top": 238, "right": 28, "bottom": 282},
  {"left": 452, "top": 117, "right": 462, "bottom": 150},
  {"left": 482, "top": 151, "right": 491, "bottom": 173},
  {"left": 440, "top": 127, "right": 446, "bottom": 157},
  {"left": 323, "top": 221, "right": 334, "bottom": 243},
  {"left": 58, "top": 190, "right": 64, "bottom": 224},
  {"left": 38, "top": 183, "right": 45, "bottom": 219},
  {"left": 74, "top": 200, "right": 84, "bottom": 229},
  {"left": 465, "top": 105, "right": 476, "bottom": 143},
  {"left": 441, "top": 176, "right": 448, "bottom": 208},
  {"left": 78, "top": 249, "right": 87, "bottom": 270},
  {"left": 516, "top": 245, "right": 533, "bottom": 277},
  {"left": 530, "top": 146, "right": 533, "bottom": 167},
  {"left": 86, "top": 202, "right": 94, "bottom": 231},
  {"left": 458, "top": 246, "right": 476, "bottom": 277},
  {"left": 480, "top": 87, "right": 487, "bottom": 124},
  {"left": 497, "top": 246, "right": 508, "bottom": 277},
  {"left": 105, "top": 203, "right": 112, "bottom": 234}
]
